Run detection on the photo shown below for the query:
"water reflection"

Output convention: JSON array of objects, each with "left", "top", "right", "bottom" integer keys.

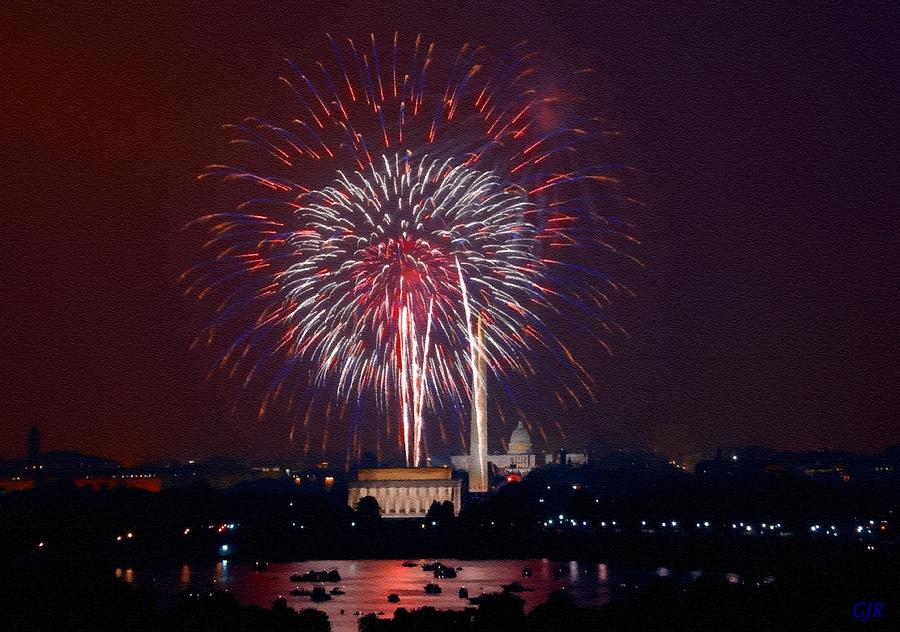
[{"left": 123, "top": 560, "right": 748, "bottom": 632}]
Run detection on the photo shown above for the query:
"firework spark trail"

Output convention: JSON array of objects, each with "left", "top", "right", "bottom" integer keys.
[{"left": 186, "top": 34, "right": 637, "bottom": 466}]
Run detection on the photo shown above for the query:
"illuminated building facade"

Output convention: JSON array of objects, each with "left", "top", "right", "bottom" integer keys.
[
  {"left": 452, "top": 421, "right": 588, "bottom": 481},
  {"left": 468, "top": 319, "right": 489, "bottom": 492},
  {"left": 347, "top": 468, "right": 462, "bottom": 518}
]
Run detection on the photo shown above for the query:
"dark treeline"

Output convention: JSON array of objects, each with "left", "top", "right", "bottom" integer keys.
[
  {"left": 1, "top": 562, "right": 329, "bottom": 632},
  {"left": 1, "top": 463, "right": 895, "bottom": 569}
]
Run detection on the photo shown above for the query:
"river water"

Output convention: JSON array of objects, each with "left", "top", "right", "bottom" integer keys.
[{"left": 118, "top": 559, "right": 714, "bottom": 632}]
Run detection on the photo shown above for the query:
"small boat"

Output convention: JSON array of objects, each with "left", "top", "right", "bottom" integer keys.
[
  {"left": 422, "top": 561, "right": 442, "bottom": 572},
  {"left": 290, "top": 588, "right": 310, "bottom": 597},
  {"left": 502, "top": 581, "right": 531, "bottom": 593},
  {"left": 424, "top": 583, "right": 442, "bottom": 594},
  {"left": 387, "top": 593, "right": 400, "bottom": 603},
  {"left": 434, "top": 567, "right": 457, "bottom": 579},
  {"left": 401, "top": 560, "right": 418, "bottom": 567},
  {"left": 522, "top": 567, "right": 532, "bottom": 578},
  {"left": 311, "top": 586, "right": 332, "bottom": 602},
  {"left": 458, "top": 587, "right": 469, "bottom": 599},
  {"left": 456, "top": 567, "right": 463, "bottom": 571},
  {"left": 330, "top": 586, "right": 345, "bottom": 595},
  {"left": 290, "top": 568, "right": 342, "bottom": 583}
]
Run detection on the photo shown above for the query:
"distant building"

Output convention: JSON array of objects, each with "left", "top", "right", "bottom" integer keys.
[
  {"left": 74, "top": 475, "right": 161, "bottom": 493},
  {"left": 452, "top": 421, "right": 586, "bottom": 479},
  {"left": 453, "top": 323, "right": 587, "bottom": 486},
  {"left": 347, "top": 467, "right": 461, "bottom": 518},
  {"left": 803, "top": 465, "right": 850, "bottom": 483},
  {"left": 468, "top": 319, "right": 489, "bottom": 492},
  {"left": 501, "top": 421, "right": 541, "bottom": 474},
  {"left": 545, "top": 448, "right": 589, "bottom": 467},
  {"left": 27, "top": 426, "right": 41, "bottom": 464}
]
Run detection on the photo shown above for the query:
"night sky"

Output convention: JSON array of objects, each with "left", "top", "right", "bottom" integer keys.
[{"left": 3, "top": 1, "right": 898, "bottom": 466}]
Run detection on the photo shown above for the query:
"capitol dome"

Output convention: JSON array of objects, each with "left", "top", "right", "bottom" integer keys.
[{"left": 508, "top": 421, "right": 533, "bottom": 455}]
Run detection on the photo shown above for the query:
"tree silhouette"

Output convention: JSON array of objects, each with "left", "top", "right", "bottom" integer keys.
[{"left": 356, "top": 495, "right": 382, "bottom": 523}]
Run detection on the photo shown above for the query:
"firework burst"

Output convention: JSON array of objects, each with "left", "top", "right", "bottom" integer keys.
[{"left": 184, "top": 34, "right": 638, "bottom": 466}]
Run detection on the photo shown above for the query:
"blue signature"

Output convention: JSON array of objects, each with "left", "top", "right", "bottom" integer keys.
[{"left": 853, "top": 601, "right": 884, "bottom": 622}]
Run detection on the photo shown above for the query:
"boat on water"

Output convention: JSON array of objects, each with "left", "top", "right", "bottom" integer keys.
[
  {"left": 458, "top": 588, "right": 469, "bottom": 599},
  {"left": 501, "top": 581, "right": 531, "bottom": 593},
  {"left": 290, "top": 568, "right": 342, "bottom": 583},
  {"left": 434, "top": 566, "right": 457, "bottom": 579},
  {"left": 330, "top": 586, "right": 346, "bottom": 595},
  {"left": 424, "top": 583, "right": 442, "bottom": 594},
  {"left": 387, "top": 593, "right": 400, "bottom": 603},
  {"left": 401, "top": 561, "right": 418, "bottom": 567},
  {"left": 522, "top": 567, "right": 533, "bottom": 578},
  {"left": 290, "top": 588, "right": 311, "bottom": 597},
  {"left": 310, "top": 586, "right": 332, "bottom": 602}
]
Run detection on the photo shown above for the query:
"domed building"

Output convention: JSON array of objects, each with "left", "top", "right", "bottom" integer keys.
[
  {"left": 451, "top": 421, "right": 541, "bottom": 478},
  {"left": 504, "top": 421, "right": 539, "bottom": 472},
  {"left": 448, "top": 335, "right": 587, "bottom": 489},
  {"left": 508, "top": 421, "right": 533, "bottom": 455}
]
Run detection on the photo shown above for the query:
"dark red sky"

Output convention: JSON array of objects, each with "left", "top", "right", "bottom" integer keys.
[{"left": 3, "top": 1, "right": 898, "bottom": 466}]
